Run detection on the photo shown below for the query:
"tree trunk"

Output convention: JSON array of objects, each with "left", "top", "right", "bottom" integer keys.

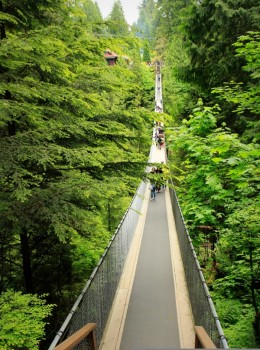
[
  {"left": 20, "top": 229, "right": 34, "bottom": 293},
  {"left": 249, "top": 246, "right": 260, "bottom": 345},
  {"left": 108, "top": 202, "right": 111, "bottom": 233},
  {"left": 0, "top": 1, "right": 6, "bottom": 41},
  {"left": 253, "top": 312, "right": 260, "bottom": 347}
]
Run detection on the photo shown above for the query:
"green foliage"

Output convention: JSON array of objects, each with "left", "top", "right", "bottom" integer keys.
[
  {"left": 178, "top": 0, "right": 260, "bottom": 134},
  {"left": 212, "top": 31, "right": 260, "bottom": 141},
  {"left": 168, "top": 99, "right": 259, "bottom": 230},
  {"left": 234, "top": 32, "right": 260, "bottom": 79},
  {"left": 136, "top": 0, "right": 157, "bottom": 43},
  {"left": 106, "top": 0, "right": 129, "bottom": 36},
  {"left": 184, "top": 0, "right": 260, "bottom": 90},
  {"left": 167, "top": 100, "right": 259, "bottom": 346},
  {"left": 156, "top": 0, "right": 192, "bottom": 37},
  {"left": 152, "top": 0, "right": 200, "bottom": 119},
  {"left": 152, "top": 0, "right": 260, "bottom": 346},
  {"left": 212, "top": 296, "right": 256, "bottom": 348},
  {"left": 80, "top": 0, "right": 103, "bottom": 23},
  {"left": 185, "top": 98, "right": 218, "bottom": 136},
  {"left": 0, "top": 0, "right": 154, "bottom": 345},
  {"left": 162, "top": 34, "right": 198, "bottom": 120},
  {"left": 0, "top": 291, "right": 54, "bottom": 350},
  {"left": 214, "top": 198, "right": 260, "bottom": 302},
  {"left": 143, "top": 40, "right": 151, "bottom": 62}
]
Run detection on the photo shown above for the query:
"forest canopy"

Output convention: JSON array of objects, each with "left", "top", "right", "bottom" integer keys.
[
  {"left": 148, "top": 0, "right": 259, "bottom": 347},
  {"left": 0, "top": 0, "right": 259, "bottom": 349},
  {"left": 0, "top": 0, "right": 154, "bottom": 348}
]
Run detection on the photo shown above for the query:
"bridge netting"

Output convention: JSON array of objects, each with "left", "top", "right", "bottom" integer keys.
[
  {"left": 48, "top": 181, "right": 147, "bottom": 350},
  {"left": 48, "top": 63, "right": 228, "bottom": 350},
  {"left": 169, "top": 185, "right": 228, "bottom": 348}
]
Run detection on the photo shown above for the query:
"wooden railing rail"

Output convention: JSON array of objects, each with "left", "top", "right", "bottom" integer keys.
[
  {"left": 195, "top": 326, "right": 217, "bottom": 349},
  {"left": 53, "top": 323, "right": 97, "bottom": 350}
]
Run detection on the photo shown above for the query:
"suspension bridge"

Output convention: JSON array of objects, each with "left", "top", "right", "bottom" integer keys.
[{"left": 48, "top": 62, "right": 229, "bottom": 350}]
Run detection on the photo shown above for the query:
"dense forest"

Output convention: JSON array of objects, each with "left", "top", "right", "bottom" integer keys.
[{"left": 0, "top": 0, "right": 259, "bottom": 349}]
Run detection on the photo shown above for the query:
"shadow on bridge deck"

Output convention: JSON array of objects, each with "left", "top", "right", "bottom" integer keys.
[{"left": 100, "top": 144, "right": 194, "bottom": 350}]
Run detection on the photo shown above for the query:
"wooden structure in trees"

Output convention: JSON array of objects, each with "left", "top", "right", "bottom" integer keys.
[{"left": 104, "top": 49, "right": 118, "bottom": 66}]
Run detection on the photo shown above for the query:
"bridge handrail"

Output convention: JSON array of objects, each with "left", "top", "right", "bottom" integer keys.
[
  {"left": 169, "top": 183, "right": 228, "bottom": 348},
  {"left": 53, "top": 323, "right": 97, "bottom": 350},
  {"left": 48, "top": 180, "right": 148, "bottom": 349}
]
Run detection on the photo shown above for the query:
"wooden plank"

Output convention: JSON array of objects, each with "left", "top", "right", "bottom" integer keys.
[
  {"left": 195, "top": 326, "right": 217, "bottom": 349},
  {"left": 54, "top": 323, "right": 97, "bottom": 350}
]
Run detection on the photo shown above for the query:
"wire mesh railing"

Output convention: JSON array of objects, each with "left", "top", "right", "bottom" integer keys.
[
  {"left": 48, "top": 181, "right": 147, "bottom": 350},
  {"left": 169, "top": 183, "right": 229, "bottom": 349}
]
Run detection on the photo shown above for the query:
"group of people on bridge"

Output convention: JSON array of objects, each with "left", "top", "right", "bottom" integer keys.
[
  {"left": 154, "top": 125, "right": 164, "bottom": 149},
  {"left": 149, "top": 162, "right": 167, "bottom": 200},
  {"left": 149, "top": 64, "right": 166, "bottom": 200}
]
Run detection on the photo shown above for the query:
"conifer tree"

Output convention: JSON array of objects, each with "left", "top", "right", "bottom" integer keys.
[
  {"left": 151, "top": 0, "right": 260, "bottom": 346},
  {"left": 0, "top": 0, "right": 152, "bottom": 343},
  {"left": 79, "top": 0, "right": 104, "bottom": 32},
  {"left": 155, "top": 0, "right": 193, "bottom": 38},
  {"left": 184, "top": 0, "right": 260, "bottom": 91},
  {"left": 107, "top": 0, "right": 129, "bottom": 36},
  {"left": 153, "top": 0, "right": 194, "bottom": 117},
  {"left": 143, "top": 40, "right": 151, "bottom": 62},
  {"left": 136, "top": 0, "right": 157, "bottom": 42}
]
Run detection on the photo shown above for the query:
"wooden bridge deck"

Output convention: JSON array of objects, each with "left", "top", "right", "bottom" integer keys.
[{"left": 99, "top": 144, "right": 194, "bottom": 350}]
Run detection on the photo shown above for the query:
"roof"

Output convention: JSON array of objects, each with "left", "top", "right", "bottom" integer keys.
[{"left": 104, "top": 50, "right": 118, "bottom": 59}]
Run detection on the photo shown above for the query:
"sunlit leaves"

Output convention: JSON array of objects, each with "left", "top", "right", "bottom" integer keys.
[
  {"left": 167, "top": 99, "right": 259, "bottom": 347},
  {"left": 212, "top": 296, "right": 256, "bottom": 348},
  {"left": 0, "top": 291, "right": 54, "bottom": 350},
  {"left": 0, "top": 0, "right": 153, "bottom": 346}
]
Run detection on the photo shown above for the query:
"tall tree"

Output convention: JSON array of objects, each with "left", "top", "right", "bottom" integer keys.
[
  {"left": 166, "top": 99, "right": 260, "bottom": 347},
  {"left": 184, "top": 0, "right": 260, "bottom": 91},
  {"left": 156, "top": 0, "right": 191, "bottom": 37},
  {"left": 143, "top": 40, "right": 151, "bottom": 62},
  {"left": 154, "top": 0, "right": 195, "bottom": 117},
  {"left": 79, "top": 0, "right": 104, "bottom": 33},
  {"left": 136, "top": 0, "right": 157, "bottom": 42},
  {"left": 0, "top": 0, "right": 153, "bottom": 345},
  {"left": 212, "top": 31, "right": 260, "bottom": 142},
  {"left": 107, "top": 0, "right": 129, "bottom": 36}
]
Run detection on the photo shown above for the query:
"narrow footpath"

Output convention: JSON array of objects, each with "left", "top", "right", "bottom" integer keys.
[
  {"left": 99, "top": 143, "right": 194, "bottom": 350},
  {"left": 120, "top": 194, "right": 179, "bottom": 349}
]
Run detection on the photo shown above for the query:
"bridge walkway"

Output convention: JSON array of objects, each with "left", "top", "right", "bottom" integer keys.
[{"left": 99, "top": 143, "right": 194, "bottom": 350}]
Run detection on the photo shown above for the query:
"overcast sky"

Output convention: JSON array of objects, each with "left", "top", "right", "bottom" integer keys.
[{"left": 95, "top": 0, "right": 142, "bottom": 25}]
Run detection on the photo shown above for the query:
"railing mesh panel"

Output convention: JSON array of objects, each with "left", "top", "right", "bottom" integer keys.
[
  {"left": 169, "top": 185, "right": 228, "bottom": 349},
  {"left": 49, "top": 181, "right": 147, "bottom": 349}
]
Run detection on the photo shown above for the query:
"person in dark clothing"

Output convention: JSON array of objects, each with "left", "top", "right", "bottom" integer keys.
[{"left": 150, "top": 182, "right": 156, "bottom": 200}]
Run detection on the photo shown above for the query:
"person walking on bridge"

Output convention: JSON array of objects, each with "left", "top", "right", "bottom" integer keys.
[
  {"left": 149, "top": 168, "right": 157, "bottom": 200},
  {"left": 149, "top": 182, "right": 156, "bottom": 200}
]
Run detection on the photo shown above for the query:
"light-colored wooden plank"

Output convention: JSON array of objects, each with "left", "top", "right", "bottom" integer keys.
[
  {"left": 54, "top": 323, "right": 96, "bottom": 350},
  {"left": 195, "top": 325, "right": 217, "bottom": 349}
]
